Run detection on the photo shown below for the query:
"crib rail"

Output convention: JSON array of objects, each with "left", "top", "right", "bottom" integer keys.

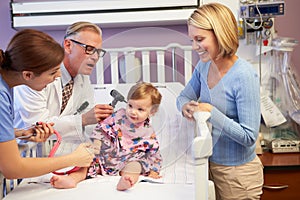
[
  {"left": 95, "top": 43, "right": 193, "bottom": 85},
  {"left": 192, "top": 112, "right": 214, "bottom": 200}
]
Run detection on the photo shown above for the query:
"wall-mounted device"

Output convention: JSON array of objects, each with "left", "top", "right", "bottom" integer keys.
[{"left": 240, "top": 1, "right": 285, "bottom": 19}]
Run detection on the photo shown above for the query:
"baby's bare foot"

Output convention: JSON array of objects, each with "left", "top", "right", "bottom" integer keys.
[
  {"left": 50, "top": 175, "right": 77, "bottom": 189},
  {"left": 117, "top": 175, "right": 134, "bottom": 191}
]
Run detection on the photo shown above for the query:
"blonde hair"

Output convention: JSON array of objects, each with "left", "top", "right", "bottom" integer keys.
[
  {"left": 188, "top": 3, "right": 239, "bottom": 59},
  {"left": 127, "top": 82, "right": 162, "bottom": 113},
  {"left": 64, "top": 21, "right": 102, "bottom": 39}
]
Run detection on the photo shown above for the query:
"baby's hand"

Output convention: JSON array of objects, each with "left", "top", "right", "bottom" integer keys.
[{"left": 148, "top": 170, "right": 161, "bottom": 179}]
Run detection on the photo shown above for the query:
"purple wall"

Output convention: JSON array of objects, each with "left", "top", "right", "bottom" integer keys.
[
  {"left": 275, "top": 0, "right": 300, "bottom": 78},
  {"left": 0, "top": 0, "right": 17, "bottom": 49}
]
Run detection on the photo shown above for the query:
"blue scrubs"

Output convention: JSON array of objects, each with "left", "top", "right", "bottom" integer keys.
[{"left": 0, "top": 74, "right": 15, "bottom": 142}]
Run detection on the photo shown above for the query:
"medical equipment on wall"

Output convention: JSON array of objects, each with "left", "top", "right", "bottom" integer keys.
[
  {"left": 238, "top": 0, "right": 285, "bottom": 43},
  {"left": 259, "top": 37, "right": 300, "bottom": 152},
  {"left": 271, "top": 37, "right": 300, "bottom": 125},
  {"left": 240, "top": 0, "right": 284, "bottom": 19}
]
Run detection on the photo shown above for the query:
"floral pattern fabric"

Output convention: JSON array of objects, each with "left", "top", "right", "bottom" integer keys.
[{"left": 87, "top": 108, "right": 162, "bottom": 178}]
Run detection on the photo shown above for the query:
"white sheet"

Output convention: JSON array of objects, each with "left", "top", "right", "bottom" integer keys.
[{"left": 3, "top": 176, "right": 194, "bottom": 200}]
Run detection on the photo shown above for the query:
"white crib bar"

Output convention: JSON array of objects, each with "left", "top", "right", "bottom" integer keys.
[
  {"left": 156, "top": 50, "right": 165, "bottom": 83},
  {"left": 97, "top": 43, "right": 193, "bottom": 85},
  {"left": 123, "top": 51, "right": 136, "bottom": 83},
  {"left": 110, "top": 52, "right": 119, "bottom": 84},
  {"left": 141, "top": 51, "right": 150, "bottom": 82},
  {"left": 184, "top": 49, "right": 193, "bottom": 85},
  {"left": 96, "top": 58, "right": 104, "bottom": 84}
]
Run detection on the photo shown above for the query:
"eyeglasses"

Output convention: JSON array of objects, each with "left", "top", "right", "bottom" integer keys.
[{"left": 70, "top": 39, "right": 106, "bottom": 57}]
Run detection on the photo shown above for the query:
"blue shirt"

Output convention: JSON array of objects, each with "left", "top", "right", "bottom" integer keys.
[
  {"left": 0, "top": 74, "right": 15, "bottom": 142},
  {"left": 177, "top": 58, "right": 261, "bottom": 166}
]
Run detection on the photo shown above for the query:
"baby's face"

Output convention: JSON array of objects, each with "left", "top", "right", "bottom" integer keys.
[{"left": 126, "top": 97, "right": 153, "bottom": 125}]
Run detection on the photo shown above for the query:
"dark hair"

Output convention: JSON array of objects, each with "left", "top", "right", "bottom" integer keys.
[{"left": 0, "top": 29, "right": 64, "bottom": 75}]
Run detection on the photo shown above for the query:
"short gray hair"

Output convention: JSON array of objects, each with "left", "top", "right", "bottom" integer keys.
[{"left": 64, "top": 21, "right": 102, "bottom": 39}]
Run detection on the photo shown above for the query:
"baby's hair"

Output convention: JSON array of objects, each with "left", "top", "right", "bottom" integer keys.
[{"left": 127, "top": 82, "right": 162, "bottom": 112}]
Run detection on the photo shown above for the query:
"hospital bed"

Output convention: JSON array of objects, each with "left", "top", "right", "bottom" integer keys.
[{"left": 2, "top": 43, "right": 215, "bottom": 200}]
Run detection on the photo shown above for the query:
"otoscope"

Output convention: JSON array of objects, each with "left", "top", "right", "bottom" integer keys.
[{"left": 110, "top": 89, "right": 127, "bottom": 108}]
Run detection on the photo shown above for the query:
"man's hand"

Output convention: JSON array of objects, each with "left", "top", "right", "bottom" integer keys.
[{"left": 82, "top": 104, "right": 113, "bottom": 126}]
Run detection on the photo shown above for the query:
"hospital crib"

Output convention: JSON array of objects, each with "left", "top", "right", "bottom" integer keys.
[{"left": 1, "top": 43, "right": 215, "bottom": 200}]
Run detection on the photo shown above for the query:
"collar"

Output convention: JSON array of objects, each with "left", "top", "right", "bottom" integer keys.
[{"left": 60, "top": 63, "right": 73, "bottom": 87}]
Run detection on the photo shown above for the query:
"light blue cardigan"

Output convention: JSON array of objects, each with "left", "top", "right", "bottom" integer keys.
[{"left": 177, "top": 58, "right": 261, "bottom": 166}]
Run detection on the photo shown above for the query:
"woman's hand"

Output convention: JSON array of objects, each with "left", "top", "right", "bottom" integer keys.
[
  {"left": 182, "top": 101, "right": 213, "bottom": 120},
  {"left": 32, "top": 122, "right": 54, "bottom": 142},
  {"left": 15, "top": 122, "right": 54, "bottom": 142},
  {"left": 71, "top": 143, "right": 95, "bottom": 167},
  {"left": 182, "top": 100, "right": 199, "bottom": 120}
]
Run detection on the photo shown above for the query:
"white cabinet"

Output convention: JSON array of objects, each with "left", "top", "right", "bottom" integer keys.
[{"left": 11, "top": 0, "right": 200, "bottom": 30}]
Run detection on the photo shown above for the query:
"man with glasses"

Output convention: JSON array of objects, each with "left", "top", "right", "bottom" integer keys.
[{"left": 14, "top": 22, "right": 114, "bottom": 156}]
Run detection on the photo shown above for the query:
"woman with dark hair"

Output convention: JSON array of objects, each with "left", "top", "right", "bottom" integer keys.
[
  {"left": 14, "top": 22, "right": 113, "bottom": 156},
  {"left": 0, "top": 29, "right": 94, "bottom": 179}
]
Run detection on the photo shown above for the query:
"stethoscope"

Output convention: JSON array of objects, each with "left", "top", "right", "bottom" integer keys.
[
  {"left": 48, "top": 91, "right": 124, "bottom": 175},
  {"left": 48, "top": 130, "right": 80, "bottom": 175},
  {"left": 48, "top": 100, "right": 89, "bottom": 175}
]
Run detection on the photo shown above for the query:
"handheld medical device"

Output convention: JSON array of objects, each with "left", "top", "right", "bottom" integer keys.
[
  {"left": 74, "top": 101, "right": 89, "bottom": 115},
  {"left": 110, "top": 89, "right": 127, "bottom": 108}
]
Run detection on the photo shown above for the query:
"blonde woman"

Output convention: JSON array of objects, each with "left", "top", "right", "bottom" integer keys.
[{"left": 177, "top": 3, "right": 263, "bottom": 200}]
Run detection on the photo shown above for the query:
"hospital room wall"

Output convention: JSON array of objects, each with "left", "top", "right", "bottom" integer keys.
[
  {"left": 275, "top": 0, "right": 300, "bottom": 79},
  {"left": 0, "top": 0, "right": 299, "bottom": 78}
]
